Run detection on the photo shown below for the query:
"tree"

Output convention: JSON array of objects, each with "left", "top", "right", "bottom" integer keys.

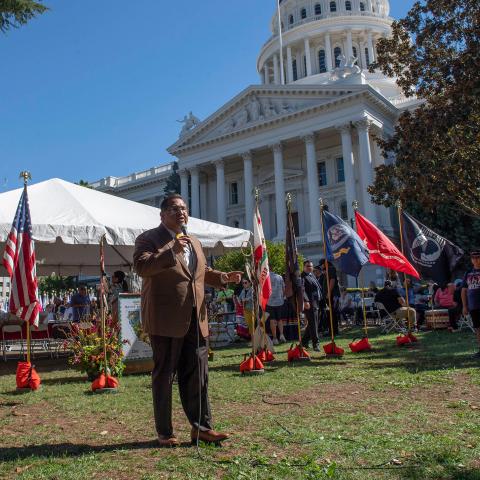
[
  {"left": 0, "top": 0, "right": 48, "bottom": 33},
  {"left": 38, "top": 274, "right": 75, "bottom": 296},
  {"left": 77, "top": 179, "right": 93, "bottom": 189},
  {"left": 368, "top": 0, "right": 480, "bottom": 217},
  {"left": 163, "top": 161, "right": 180, "bottom": 196},
  {"left": 214, "top": 241, "right": 304, "bottom": 278}
]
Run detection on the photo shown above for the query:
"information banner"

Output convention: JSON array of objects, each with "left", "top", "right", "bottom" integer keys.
[{"left": 118, "top": 293, "right": 152, "bottom": 362}]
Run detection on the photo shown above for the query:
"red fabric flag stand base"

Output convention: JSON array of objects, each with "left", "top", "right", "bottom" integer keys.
[
  {"left": 323, "top": 342, "right": 345, "bottom": 357},
  {"left": 257, "top": 348, "right": 275, "bottom": 363},
  {"left": 240, "top": 354, "right": 265, "bottom": 375},
  {"left": 396, "top": 332, "right": 418, "bottom": 347},
  {"left": 91, "top": 373, "right": 119, "bottom": 394},
  {"left": 16, "top": 362, "right": 41, "bottom": 392},
  {"left": 349, "top": 337, "right": 372, "bottom": 353},
  {"left": 287, "top": 344, "right": 310, "bottom": 362}
]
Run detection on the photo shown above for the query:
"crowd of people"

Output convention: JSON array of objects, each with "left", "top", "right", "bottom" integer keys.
[{"left": 207, "top": 250, "right": 480, "bottom": 358}]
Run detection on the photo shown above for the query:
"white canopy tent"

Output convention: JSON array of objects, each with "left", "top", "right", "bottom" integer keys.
[{"left": 0, "top": 178, "right": 251, "bottom": 276}]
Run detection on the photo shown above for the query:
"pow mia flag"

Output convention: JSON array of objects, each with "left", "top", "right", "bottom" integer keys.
[{"left": 401, "top": 211, "right": 464, "bottom": 284}]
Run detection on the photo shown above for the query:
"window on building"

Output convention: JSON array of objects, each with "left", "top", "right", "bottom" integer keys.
[
  {"left": 187, "top": 177, "right": 192, "bottom": 211},
  {"left": 292, "top": 212, "right": 300, "bottom": 236},
  {"left": 334, "top": 46, "right": 342, "bottom": 67},
  {"left": 301, "top": 8, "right": 307, "bottom": 19},
  {"left": 289, "top": 14, "right": 294, "bottom": 24},
  {"left": 318, "top": 161, "right": 327, "bottom": 186},
  {"left": 340, "top": 201, "right": 348, "bottom": 220},
  {"left": 292, "top": 59, "right": 298, "bottom": 80},
  {"left": 330, "top": 1, "right": 337, "bottom": 12},
  {"left": 318, "top": 49, "right": 326, "bottom": 73},
  {"left": 234, "top": 220, "right": 240, "bottom": 228},
  {"left": 336, "top": 157, "right": 345, "bottom": 182},
  {"left": 352, "top": 46, "right": 357, "bottom": 59},
  {"left": 360, "top": 2, "right": 366, "bottom": 11},
  {"left": 315, "top": 3, "right": 322, "bottom": 15},
  {"left": 345, "top": 1, "right": 352, "bottom": 11},
  {"left": 303, "top": 55, "right": 307, "bottom": 76},
  {"left": 365, "top": 47, "right": 370, "bottom": 66},
  {"left": 230, "top": 182, "right": 238, "bottom": 205}
]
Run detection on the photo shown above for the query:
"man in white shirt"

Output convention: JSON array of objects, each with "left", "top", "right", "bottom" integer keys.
[{"left": 266, "top": 272, "right": 286, "bottom": 344}]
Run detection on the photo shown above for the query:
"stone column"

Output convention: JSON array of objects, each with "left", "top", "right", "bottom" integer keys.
[
  {"left": 264, "top": 64, "right": 270, "bottom": 85},
  {"left": 367, "top": 31, "right": 375, "bottom": 64},
  {"left": 325, "top": 32, "right": 333, "bottom": 71},
  {"left": 214, "top": 159, "right": 226, "bottom": 225},
  {"left": 241, "top": 151, "right": 254, "bottom": 231},
  {"left": 303, "top": 133, "right": 321, "bottom": 236},
  {"left": 346, "top": 30, "right": 353, "bottom": 59},
  {"left": 272, "top": 143, "right": 286, "bottom": 239},
  {"left": 355, "top": 120, "right": 376, "bottom": 222},
  {"left": 304, "top": 38, "right": 312, "bottom": 76},
  {"left": 367, "top": 0, "right": 372, "bottom": 12},
  {"left": 337, "top": 125, "right": 356, "bottom": 222},
  {"left": 273, "top": 54, "right": 280, "bottom": 84},
  {"left": 179, "top": 169, "right": 189, "bottom": 202},
  {"left": 286, "top": 46, "right": 293, "bottom": 83},
  {"left": 190, "top": 166, "right": 200, "bottom": 218}
]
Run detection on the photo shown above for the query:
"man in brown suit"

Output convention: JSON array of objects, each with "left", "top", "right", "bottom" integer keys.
[{"left": 133, "top": 194, "right": 242, "bottom": 447}]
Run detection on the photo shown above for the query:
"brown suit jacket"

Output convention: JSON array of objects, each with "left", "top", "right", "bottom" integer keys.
[{"left": 133, "top": 223, "right": 224, "bottom": 338}]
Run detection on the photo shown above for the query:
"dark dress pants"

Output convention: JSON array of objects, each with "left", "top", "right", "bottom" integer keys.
[
  {"left": 150, "top": 311, "right": 212, "bottom": 437},
  {"left": 302, "top": 307, "right": 319, "bottom": 348}
]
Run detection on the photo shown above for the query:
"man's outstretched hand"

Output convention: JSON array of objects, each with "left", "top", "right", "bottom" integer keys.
[{"left": 222, "top": 271, "right": 243, "bottom": 284}]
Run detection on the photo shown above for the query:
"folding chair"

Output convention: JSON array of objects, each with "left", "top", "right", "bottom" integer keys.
[
  {"left": 458, "top": 314, "right": 475, "bottom": 333},
  {"left": 376, "top": 302, "right": 407, "bottom": 334},
  {"left": 362, "top": 297, "right": 382, "bottom": 325},
  {"left": 30, "top": 322, "right": 54, "bottom": 359},
  {"left": 1, "top": 324, "right": 25, "bottom": 362}
]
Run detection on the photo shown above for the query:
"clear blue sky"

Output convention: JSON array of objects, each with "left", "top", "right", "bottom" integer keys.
[{"left": 0, "top": 0, "right": 415, "bottom": 190}]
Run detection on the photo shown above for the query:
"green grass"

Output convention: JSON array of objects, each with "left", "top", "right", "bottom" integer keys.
[{"left": 1, "top": 328, "right": 480, "bottom": 479}]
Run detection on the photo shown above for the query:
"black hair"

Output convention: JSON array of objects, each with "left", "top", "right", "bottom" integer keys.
[
  {"left": 160, "top": 194, "right": 185, "bottom": 212},
  {"left": 114, "top": 270, "right": 129, "bottom": 292}
]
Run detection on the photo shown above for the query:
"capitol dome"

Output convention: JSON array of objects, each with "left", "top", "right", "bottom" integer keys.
[{"left": 258, "top": 0, "right": 403, "bottom": 100}]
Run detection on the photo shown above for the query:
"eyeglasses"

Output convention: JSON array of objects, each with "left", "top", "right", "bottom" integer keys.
[{"left": 167, "top": 206, "right": 188, "bottom": 214}]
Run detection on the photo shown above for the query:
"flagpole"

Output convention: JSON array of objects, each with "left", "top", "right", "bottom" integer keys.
[
  {"left": 286, "top": 194, "right": 303, "bottom": 344},
  {"left": 319, "top": 198, "right": 336, "bottom": 347},
  {"left": 352, "top": 201, "right": 368, "bottom": 338},
  {"left": 100, "top": 235, "right": 108, "bottom": 377},
  {"left": 396, "top": 201, "right": 413, "bottom": 332},
  {"left": 18, "top": 172, "right": 33, "bottom": 364}
]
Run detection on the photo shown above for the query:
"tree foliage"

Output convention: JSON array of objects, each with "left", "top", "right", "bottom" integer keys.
[
  {"left": 369, "top": 0, "right": 480, "bottom": 217},
  {"left": 214, "top": 241, "right": 304, "bottom": 278},
  {"left": 163, "top": 161, "right": 180, "bottom": 196},
  {"left": 77, "top": 179, "right": 93, "bottom": 189},
  {"left": 0, "top": 0, "right": 48, "bottom": 33},
  {"left": 38, "top": 275, "right": 75, "bottom": 296}
]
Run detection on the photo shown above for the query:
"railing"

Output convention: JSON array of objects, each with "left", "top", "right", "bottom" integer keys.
[{"left": 91, "top": 163, "right": 174, "bottom": 189}]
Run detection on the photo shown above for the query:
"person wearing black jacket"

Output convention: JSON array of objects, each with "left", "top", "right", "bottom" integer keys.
[{"left": 301, "top": 260, "right": 323, "bottom": 351}]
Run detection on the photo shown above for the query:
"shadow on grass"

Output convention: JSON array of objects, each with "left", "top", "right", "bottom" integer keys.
[
  {"left": 0, "top": 440, "right": 181, "bottom": 462},
  {"left": 0, "top": 357, "right": 72, "bottom": 377}
]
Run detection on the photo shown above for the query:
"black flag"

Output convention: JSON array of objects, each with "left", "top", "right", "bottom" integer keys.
[
  {"left": 285, "top": 208, "right": 304, "bottom": 315},
  {"left": 401, "top": 211, "right": 464, "bottom": 284}
]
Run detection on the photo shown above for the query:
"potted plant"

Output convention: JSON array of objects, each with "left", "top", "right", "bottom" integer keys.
[{"left": 64, "top": 316, "right": 127, "bottom": 380}]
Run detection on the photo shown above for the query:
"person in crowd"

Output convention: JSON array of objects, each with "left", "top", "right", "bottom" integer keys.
[
  {"left": 434, "top": 282, "right": 461, "bottom": 330},
  {"left": 338, "top": 287, "right": 354, "bottom": 323},
  {"left": 238, "top": 278, "right": 254, "bottom": 335},
  {"left": 133, "top": 193, "right": 241, "bottom": 447},
  {"left": 320, "top": 261, "right": 340, "bottom": 335},
  {"left": 367, "top": 281, "right": 379, "bottom": 296},
  {"left": 266, "top": 271, "right": 286, "bottom": 345},
  {"left": 233, "top": 283, "right": 244, "bottom": 323},
  {"left": 301, "top": 260, "right": 322, "bottom": 351},
  {"left": 398, "top": 277, "right": 415, "bottom": 306},
  {"left": 69, "top": 285, "right": 91, "bottom": 323},
  {"left": 462, "top": 250, "right": 480, "bottom": 358},
  {"left": 108, "top": 270, "right": 129, "bottom": 317},
  {"left": 375, "top": 280, "right": 417, "bottom": 328},
  {"left": 215, "top": 284, "right": 235, "bottom": 312}
]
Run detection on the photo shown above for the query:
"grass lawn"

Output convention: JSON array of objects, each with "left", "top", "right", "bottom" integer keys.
[{"left": 1, "top": 327, "right": 480, "bottom": 480}]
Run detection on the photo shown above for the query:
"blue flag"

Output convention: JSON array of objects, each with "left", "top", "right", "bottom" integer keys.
[{"left": 322, "top": 209, "right": 369, "bottom": 277}]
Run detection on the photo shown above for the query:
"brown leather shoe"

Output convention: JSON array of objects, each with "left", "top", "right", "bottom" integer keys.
[
  {"left": 190, "top": 427, "right": 229, "bottom": 445},
  {"left": 158, "top": 435, "right": 179, "bottom": 448}
]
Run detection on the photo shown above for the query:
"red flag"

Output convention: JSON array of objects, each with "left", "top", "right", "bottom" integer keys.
[
  {"left": 2, "top": 186, "right": 41, "bottom": 326},
  {"left": 355, "top": 211, "right": 420, "bottom": 279},
  {"left": 253, "top": 205, "right": 271, "bottom": 311}
]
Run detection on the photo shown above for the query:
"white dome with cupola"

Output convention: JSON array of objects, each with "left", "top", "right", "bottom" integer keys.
[{"left": 258, "top": 0, "right": 405, "bottom": 101}]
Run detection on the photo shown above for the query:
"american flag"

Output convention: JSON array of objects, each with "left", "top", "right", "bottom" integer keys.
[{"left": 2, "top": 186, "right": 40, "bottom": 326}]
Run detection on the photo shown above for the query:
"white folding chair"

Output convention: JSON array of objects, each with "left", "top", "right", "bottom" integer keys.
[
  {"left": 376, "top": 302, "right": 407, "bottom": 334},
  {"left": 1, "top": 324, "right": 25, "bottom": 362},
  {"left": 30, "top": 322, "right": 54, "bottom": 359},
  {"left": 458, "top": 314, "right": 475, "bottom": 333}
]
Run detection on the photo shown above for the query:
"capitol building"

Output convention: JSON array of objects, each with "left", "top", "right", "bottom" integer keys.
[{"left": 93, "top": 0, "right": 418, "bottom": 272}]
